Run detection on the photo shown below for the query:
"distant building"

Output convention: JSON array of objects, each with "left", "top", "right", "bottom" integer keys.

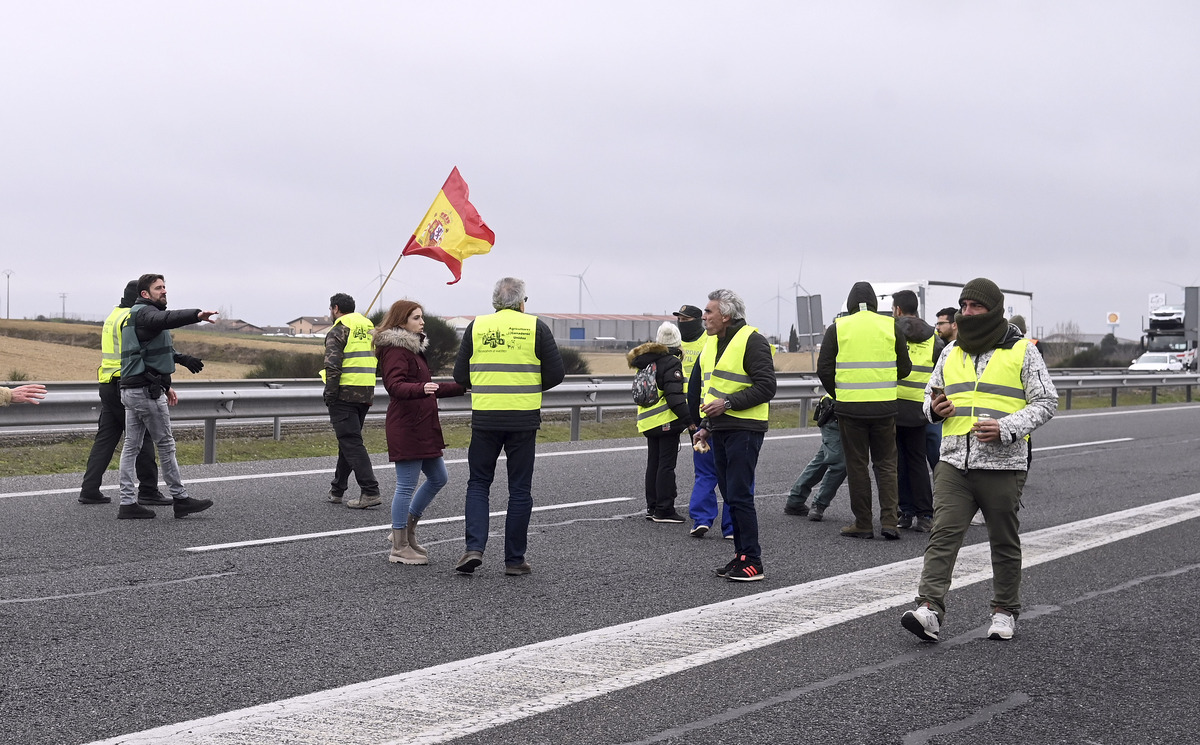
[
  {"left": 200, "top": 318, "right": 264, "bottom": 335},
  {"left": 259, "top": 325, "right": 294, "bottom": 336},
  {"left": 287, "top": 315, "right": 334, "bottom": 336},
  {"left": 441, "top": 313, "right": 675, "bottom": 350}
]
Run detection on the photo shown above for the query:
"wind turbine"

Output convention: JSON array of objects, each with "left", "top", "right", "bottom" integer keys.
[
  {"left": 557, "top": 265, "right": 595, "bottom": 314},
  {"left": 763, "top": 284, "right": 787, "bottom": 343}
]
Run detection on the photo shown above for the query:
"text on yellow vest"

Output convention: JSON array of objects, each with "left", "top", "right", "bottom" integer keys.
[{"left": 469, "top": 309, "right": 543, "bottom": 411}]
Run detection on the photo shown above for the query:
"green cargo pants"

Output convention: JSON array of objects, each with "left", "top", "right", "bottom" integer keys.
[{"left": 915, "top": 463, "right": 1027, "bottom": 622}]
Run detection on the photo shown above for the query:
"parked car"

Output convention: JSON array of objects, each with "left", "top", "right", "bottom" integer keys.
[{"left": 1128, "top": 353, "right": 1184, "bottom": 372}]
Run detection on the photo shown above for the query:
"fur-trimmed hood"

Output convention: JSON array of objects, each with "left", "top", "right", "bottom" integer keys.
[
  {"left": 627, "top": 341, "right": 679, "bottom": 369},
  {"left": 374, "top": 327, "right": 427, "bottom": 354}
]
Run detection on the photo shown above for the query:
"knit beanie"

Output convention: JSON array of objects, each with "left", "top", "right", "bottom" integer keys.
[
  {"left": 1010, "top": 315, "right": 1027, "bottom": 335},
  {"left": 958, "top": 278, "right": 1004, "bottom": 312},
  {"left": 656, "top": 321, "right": 682, "bottom": 348}
]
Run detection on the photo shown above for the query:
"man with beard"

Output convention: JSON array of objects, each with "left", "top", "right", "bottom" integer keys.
[{"left": 115, "top": 274, "right": 218, "bottom": 520}]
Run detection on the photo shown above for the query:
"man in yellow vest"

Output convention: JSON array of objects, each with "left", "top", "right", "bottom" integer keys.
[
  {"left": 323, "top": 292, "right": 381, "bottom": 509},
  {"left": 892, "top": 289, "right": 943, "bottom": 533},
  {"left": 79, "top": 280, "right": 166, "bottom": 505},
  {"left": 817, "top": 282, "right": 911, "bottom": 540},
  {"left": 690, "top": 289, "right": 776, "bottom": 582},
  {"left": 675, "top": 303, "right": 732, "bottom": 539},
  {"left": 452, "top": 277, "right": 565, "bottom": 576},
  {"left": 901, "top": 278, "right": 1057, "bottom": 643}
]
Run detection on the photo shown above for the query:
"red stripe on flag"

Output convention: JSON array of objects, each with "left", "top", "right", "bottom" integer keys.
[
  {"left": 442, "top": 167, "right": 495, "bottom": 244},
  {"left": 401, "top": 235, "right": 465, "bottom": 284}
]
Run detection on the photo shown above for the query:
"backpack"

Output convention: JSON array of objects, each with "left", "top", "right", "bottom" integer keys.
[{"left": 631, "top": 361, "right": 660, "bottom": 407}]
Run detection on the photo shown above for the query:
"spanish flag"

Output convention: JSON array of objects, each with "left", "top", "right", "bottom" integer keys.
[{"left": 401, "top": 167, "right": 495, "bottom": 284}]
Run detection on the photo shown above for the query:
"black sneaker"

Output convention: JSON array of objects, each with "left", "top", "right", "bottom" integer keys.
[
  {"left": 784, "top": 503, "right": 810, "bottom": 516},
  {"left": 897, "top": 514, "right": 913, "bottom": 529},
  {"left": 504, "top": 562, "right": 532, "bottom": 576},
  {"left": 726, "top": 554, "right": 765, "bottom": 582},
  {"left": 651, "top": 511, "right": 686, "bottom": 524},
  {"left": 79, "top": 491, "right": 111, "bottom": 505},
  {"left": 117, "top": 503, "right": 156, "bottom": 520},
  {"left": 644, "top": 508, "right": 653, "bottom": 521},
  {"left": 138, "top": 491, "right": 173, "bottom": 506},
  {"left": 715, "top": 557, "right": 740, "bottom": 578},
  {"left": 173, "top": 497, "right": 213, "bottom": 519}
]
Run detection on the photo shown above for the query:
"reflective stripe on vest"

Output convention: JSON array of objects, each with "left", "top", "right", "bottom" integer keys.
[
  {"left": 635, "top": 371, "right": 679, "bottom": 433},
  {"left": 699, "top": 325, "right": 769, "bottom": 422},
  {"left": 679, "top": 336, "right": 707, "bottom": 396},
  {"left": 120, "top": 304, "right": 176, "bottom": 379},
  {"left": 897, "top": 335, "right": 936, "bottom": 402},
  {"left": 98, "top": 306, "right": 131, "bottom": 383},
  {"left": 833, "top": 310, "right": 897, "bottom": 403},
  {"left": 322, "top": 312, "right": 377, "bottom": 386},
  {"left": 942, "top": 339, "right": 1029, "bottom": 436},
  {"left": 469, "top": 310, "right": 542, "bottom": 411}
]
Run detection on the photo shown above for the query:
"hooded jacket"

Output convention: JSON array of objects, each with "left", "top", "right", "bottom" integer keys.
[
  {"left": 626, "top": 341, "right": 690, "bottom": 434},
  {"left": 375, "top": 328, "right": 466, "bottom": 461},
  {"left": 816, "top": 282, "right": 911, "bottom": 419},
  {"left": 895, "top": 314, "right": 944, "bottom": 428}
]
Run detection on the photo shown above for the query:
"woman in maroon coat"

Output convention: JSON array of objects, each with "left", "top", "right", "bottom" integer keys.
[{"left": 374, "top": 300, "right": 465, "bottom": 565}]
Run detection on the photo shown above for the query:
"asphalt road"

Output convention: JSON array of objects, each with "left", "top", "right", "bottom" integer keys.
[{"left": 2, "top": 403, "right": 1199, "bottom": 745}]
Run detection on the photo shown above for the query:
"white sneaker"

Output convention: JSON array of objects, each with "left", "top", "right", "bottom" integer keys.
[
  {"left": 970, "top": 511, "right": 986, "bottom": 526},
  {"left": 901, "top": 605, "right": 940, "bottom": 641},
  {"left": 987, "top": 612, "right": 1016, "bottom": 640}
]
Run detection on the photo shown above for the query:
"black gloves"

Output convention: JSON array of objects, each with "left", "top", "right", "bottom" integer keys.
[{"left": 176, "top": 355, "right": 204, "bottom": 374}]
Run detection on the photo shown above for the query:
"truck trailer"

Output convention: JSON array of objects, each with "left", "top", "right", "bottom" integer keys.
[{"left": 866, "top": 280, "right": 1034, "bottom": 329}]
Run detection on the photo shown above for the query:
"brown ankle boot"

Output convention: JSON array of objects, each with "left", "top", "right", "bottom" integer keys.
[
  {"left": 387, "top": 528, "right": 427, "bottom": 565},
  {"left": 406, "top": 514, "right": 428, "bottom": 557}
]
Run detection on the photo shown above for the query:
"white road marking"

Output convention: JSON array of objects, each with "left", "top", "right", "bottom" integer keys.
[
  {"left": 182, "top": 497, "right": 634, "bottom": 552},
  {"left": 84, "top": 492, "right": 1200, "bottom": 745},
  {"left": 0, "top": 428, "right": 1139, "bottom": 501}
]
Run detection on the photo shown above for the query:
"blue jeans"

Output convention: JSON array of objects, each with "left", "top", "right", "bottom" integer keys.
[
  {"left": 464, "top": 428, "right": 537, "bottom": 565},
  {"left": 712, "top": 429, "right": 764, "bottom": 561},
  {"left": 688, "top": 447, "right": 732, "bottom": 535},
  {"left": 786, "top": 420, "right": 846, "bottom": 509},
  {"left": 392, "top": 457, "right": 448, "bottom": 529},
  {"left": 118, "top": 387, "right": 188, "bottom": 506}
]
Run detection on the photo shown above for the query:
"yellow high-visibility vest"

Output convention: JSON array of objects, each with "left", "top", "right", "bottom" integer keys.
[
  {"left": 321, "top": 312, "right": 377, "bottom": 386},
  {"left": 699, "top": 325, "right": 769, "bottom": 422},
  {"left": 942, "top": 340, "right": 1029, "bottom": 436},
  {"left": 897, "top": 335, "right": 936, "bottom": 403},
  {"left": 469, "top": 310, "right": 543, "bottom": 411},
  {"left": 833, "top": 310, "right": 897, "bottom": 404},
  {"left": 98, "top": 306, "right": 131, "bottom": 383},
  {"left": 679, "top": 336, "right": 707, "bottom": 396}
]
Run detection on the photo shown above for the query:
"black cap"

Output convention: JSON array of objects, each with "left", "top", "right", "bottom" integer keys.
[{"left": 672, "top": 304, "right": 703, "bottom": 320}]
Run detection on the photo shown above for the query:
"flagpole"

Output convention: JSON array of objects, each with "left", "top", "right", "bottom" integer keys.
[{"left": 366, "top": 252, "right": 407, "bottom": 316}]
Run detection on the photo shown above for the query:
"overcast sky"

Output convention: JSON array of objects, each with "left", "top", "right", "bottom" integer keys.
[{"left": 3, "top": 1, "right": 1198, "bottom": 339}]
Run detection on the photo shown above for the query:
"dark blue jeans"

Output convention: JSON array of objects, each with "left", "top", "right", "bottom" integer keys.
[
  {"left": 712, "top": 429, "right": 764, "bottom": 562},
  {"left": 329, "top": 401, "right": 379, "bottom": 496},
  {"left": 464, "top": 428, "right": 537, "bottom": 565}
]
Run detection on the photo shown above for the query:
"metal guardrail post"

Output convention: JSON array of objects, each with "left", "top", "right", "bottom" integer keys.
[
  {"left": 799, "top": 397, "right": 810, "bottom": 427},
  {"left": 1151, "top": 386, "right": 1158, "bottom": 405},
  {"left": 1188, "top": 385, "right": 1193, "bottom": 403},
  {"left": 570, "top": 407, "right": 581, "bottom": 441},
  {"left": 1111, "top": 387, "right": 1118, "bottom": 407},
  {"left": 1064, "top": 389, "right": 1073, "bottom": 410},
  {"left": 203, "top": 419, "right": 217, "bottom": 464},
  {"left": 273, "top": 417, "right": 282, "bottom": 440}
]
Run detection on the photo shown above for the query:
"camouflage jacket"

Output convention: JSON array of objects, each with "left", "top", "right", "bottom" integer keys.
[{"left": 323, "top": 323, "right": 375, "bottom": 405}]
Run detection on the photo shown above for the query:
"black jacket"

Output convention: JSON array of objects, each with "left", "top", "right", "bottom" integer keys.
[
  {"left": 120, "top": 300, "right": 205, "bottom": 389},
  {"left": 686, "top": 319, "right": 777, "bottom": 433},
  {"left": 627, "top": 342, "right": 690, "bottom": 435},
  {"left": 895, "top": 314, "right": 944, "bottom": 428},
  {"left": 817, "top": 283, "right": 911, "bottom": 420},
  {"left": 453, "top": 314, "right": 566, "bottom": 431}
]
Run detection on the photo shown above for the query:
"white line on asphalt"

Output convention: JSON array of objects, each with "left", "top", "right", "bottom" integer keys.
[
  {"left": 0, "top": 426, "right": 1127, "bottom": 502},
  {"left": 0, "top": 572, "right": 237, "bottom": 605},
  {"left": 83, "top": 492, "right": 1200, "bottom": 745},
  {"left": 181, "top": 497, "right": 634, "bottom": 552},
  {"left": 1035, "top": 437, "right": 1132, "bottom": 451}
]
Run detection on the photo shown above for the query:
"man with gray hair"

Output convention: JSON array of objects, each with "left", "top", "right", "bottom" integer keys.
[
  {"left": 690, "top": 289, "right": 777, "bottom": 581},
  {"left": 452, "top": 277, "right": 565, "bottom": 576}
]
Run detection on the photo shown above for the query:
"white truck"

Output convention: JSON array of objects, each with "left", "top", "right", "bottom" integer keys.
[{"left": 866, "top": 280, "right": 1034, "bottom": 329}]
